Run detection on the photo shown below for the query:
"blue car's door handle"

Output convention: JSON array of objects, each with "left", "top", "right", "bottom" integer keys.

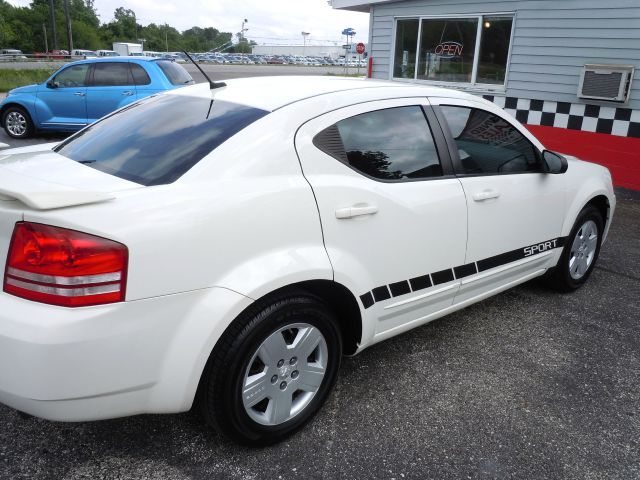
[
  {"left": 74, "top": 92, "right": 85, "bottom": 97},
  {"left": 122, "top": 91, "right": 134, "bottom": 96}
]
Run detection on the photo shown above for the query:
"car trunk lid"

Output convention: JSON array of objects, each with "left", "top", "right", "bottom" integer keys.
[{"left": 0, "top": 148, "right": 142, "bottom": 210}]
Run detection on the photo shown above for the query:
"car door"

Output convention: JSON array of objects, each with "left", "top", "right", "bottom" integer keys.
[
  {"left": 431, "top": 98, "right": 566, "bottom": 304},
  {"left": 35, "top": 63, "right": 89, "bottom": 127},
  {"left": 85, "top": 62, "right": 136, "bottom": 123},
  {"left": 295, "top": 98, "right": 468, "bottom": 338}
]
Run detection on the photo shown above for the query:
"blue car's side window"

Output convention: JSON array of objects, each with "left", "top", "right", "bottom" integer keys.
[
  {"left": 130, "top": 64, "right": 151, "bottom": 86},
  {"left": 53, "top": 65, "right": 90, "bottom": 88}
]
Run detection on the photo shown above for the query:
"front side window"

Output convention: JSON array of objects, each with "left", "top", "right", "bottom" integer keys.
[
  {"left": 393, "top": 15, "right": 513, "bottom": 87},
  {"left": 53, "top": 64, "right": 90, "bottom": 88},
  {"left": 314, "top": 106, "right": 442, "bottom": 181},
  {"left": 439, "top": 106, "right": 540, "bottom": 174},
  {"left": 55, "top": 95, "right": 268, "bottom": 186}
]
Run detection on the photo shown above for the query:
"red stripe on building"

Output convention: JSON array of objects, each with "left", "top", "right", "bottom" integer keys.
[{"left": 526, "top": 125, "right": 640, "bottom": 191}]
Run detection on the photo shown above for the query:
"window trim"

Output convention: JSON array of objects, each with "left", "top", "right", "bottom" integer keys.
[
  {"left": 312, "top": 104, "right": 455, "bottom": 184},
  {"left": 390, "top": 12, "right": 517, "bottom": 92},
  {"left": 432, "top": 104, "right": 545, "bottom": 177}
]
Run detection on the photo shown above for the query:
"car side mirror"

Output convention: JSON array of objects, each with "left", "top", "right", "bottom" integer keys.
[
  {"left": 46, "top": 79, "right": 57, "bottom": 89},
  {"left": 542, "top": 150, "right": 568, "bottom": 174}
]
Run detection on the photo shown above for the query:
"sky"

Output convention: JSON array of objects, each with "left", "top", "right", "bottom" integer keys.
[{"left": 7, "top": 0, "right": 370, "bottom": 46}]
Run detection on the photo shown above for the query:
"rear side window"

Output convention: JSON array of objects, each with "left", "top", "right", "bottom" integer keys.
[
  {"left": 314, "top": 106, "right": 442, "bottom": 181},
  {"left": 439, "top": 106, "right": 540, "bottom": 174},
  {"left": 156, "top": 60, "right": 194, "bottom": 85},
  {"left": 130, "top": 63, "right": 151, "bottom": 85},
  {"left": 91, "top": 62, "right": 133, "bottom": 87},
  {"left": 54, "top": 95, "right": 268, "bottom": 186}
]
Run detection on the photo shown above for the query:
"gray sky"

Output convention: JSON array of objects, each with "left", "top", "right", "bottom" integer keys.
[{"left": 7, "top": 0, "right": 369, "bottom": 45}]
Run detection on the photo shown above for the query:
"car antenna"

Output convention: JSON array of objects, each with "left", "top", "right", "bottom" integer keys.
[{"left": 182, "top": 50, "right": 226, "bottom": 89}]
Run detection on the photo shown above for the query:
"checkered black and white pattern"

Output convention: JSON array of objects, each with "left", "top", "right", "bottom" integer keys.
[{"left": 482, "top": 95, "right": 640, "bottom": 138}]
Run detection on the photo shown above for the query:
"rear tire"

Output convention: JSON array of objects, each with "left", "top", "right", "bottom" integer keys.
[
  {"left": 2, "top": 106, "right": 34, "bottom": 139},
  {"left": 198, "top": 293, "right": 342, "bottom": 446},
  {"left": 545, "top": 205, "right": 603, "bottom": 292}
]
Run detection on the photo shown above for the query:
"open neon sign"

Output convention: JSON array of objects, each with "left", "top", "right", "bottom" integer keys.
[{"left": 435, "top": 42, "right": 463, "bottom": 57}]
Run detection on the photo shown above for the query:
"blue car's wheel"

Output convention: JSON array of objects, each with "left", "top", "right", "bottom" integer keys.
[{"left": 2, "top": 106, "right": 34, "bottom": 139}]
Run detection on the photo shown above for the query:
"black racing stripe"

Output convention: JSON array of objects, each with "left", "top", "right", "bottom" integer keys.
[
  {"left": 360, "top": 237, "right": 567, "bottom": 308},
  {"left": 477, "top": 249, "right": 523, "bottom": 272},
  {"left": 389, "top": 280, "right": 411, "bottom": 297},
  {"left": 454, "top": 263, "right": 477, "bottom": 279},
  {"left": 409, "top": 274, "right": 432, "bottom": 291},
  {"left": 372, "top": 285, "right": 391, "bottom": 302},
  {"left": 432, "top": 269, "right": 454, "bottom": 285},
  {"left": 477, "top": 237, "right": 566, "bottom": 273},
  {"left": 360, "top": 292, "right": 374, "bottom": 309}
]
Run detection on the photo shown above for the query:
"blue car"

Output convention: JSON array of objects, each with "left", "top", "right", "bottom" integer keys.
[{"left": 0, "top": 57, "right": 194, "bottom": 138}]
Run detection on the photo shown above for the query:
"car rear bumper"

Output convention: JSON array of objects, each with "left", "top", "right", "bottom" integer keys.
[{"left": 0, "top": 286, "right": 252, "bottom": 421}]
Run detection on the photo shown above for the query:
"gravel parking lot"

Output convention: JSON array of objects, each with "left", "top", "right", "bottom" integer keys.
[{"left": 0, "top": 66, "right": 638, "bottom": 480}]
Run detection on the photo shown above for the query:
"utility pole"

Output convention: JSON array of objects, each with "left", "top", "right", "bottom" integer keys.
[
  {"left": 42, "top": 23, "right": 48, "bottom": 53},
  {"left": 63, "top": 0, "right": 73, "bottom": 53},
  {"left": 302, "top": 31, "right": 310, "bottom": 57},
  {"left": 49, "top": 0, "right": 58, "bottom": 51}
]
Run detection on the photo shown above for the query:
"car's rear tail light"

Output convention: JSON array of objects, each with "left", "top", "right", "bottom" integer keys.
[
  {"left": 367, "top": 57, "right": 373, "bottom": 78},
  {"left": 3, "top": 222, "right": 128, "bottom": 307}
]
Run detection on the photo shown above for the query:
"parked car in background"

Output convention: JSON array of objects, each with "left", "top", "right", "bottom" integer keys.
[
  {"left": 97, "top": 49, "right": 119, "bottom": 57},
  {"left": 0, "top": 57, "right": 194, "bottom": 138},
  {"left": 71, "top": 49, "right": 98, "bottom": 60},
  {"left": 0, "top": 48, "right": 27, "bottom": 61}
]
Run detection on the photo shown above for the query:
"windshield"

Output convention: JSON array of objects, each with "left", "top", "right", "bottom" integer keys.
[{"left": 54, "top": 94, "right": 268, "bottom": 186}]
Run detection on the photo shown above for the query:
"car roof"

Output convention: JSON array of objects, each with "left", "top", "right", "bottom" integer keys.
[
  {"left": 68, "top": 56, "right": 161, "bottom": 66},
  {"left": 200, "top": 75, "right": 477, "bottom": 112}
]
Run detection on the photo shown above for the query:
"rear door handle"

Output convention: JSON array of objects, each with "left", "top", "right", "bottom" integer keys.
[
  {"left": 335, "top": 204, "right": 378, "bottom": 219},
  {"left": 472, "top": 189, "right": 500, "bottom": 202},
  {"left": 122, "top": 91, "right": 134, "bottom": 96},
  {"left": 74, "top": 91, "right": 85, "bottom": 97}
]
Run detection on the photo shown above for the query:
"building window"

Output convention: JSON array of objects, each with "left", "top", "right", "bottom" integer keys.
[{"left": 393, "top": 15, "right": 513, "bottom": 87}]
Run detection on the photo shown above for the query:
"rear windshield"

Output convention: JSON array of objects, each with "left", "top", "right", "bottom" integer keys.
[
  {"left": 156, "top": 60, "right": 194, "bottom": 85},
  {"left": 54, "top": 94, "right": 268, "bottom": 186}
]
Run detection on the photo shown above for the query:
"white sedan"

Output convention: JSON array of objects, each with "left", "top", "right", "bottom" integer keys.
[{"left": 0, "top": 77, "right": 615, "bottom": 445}]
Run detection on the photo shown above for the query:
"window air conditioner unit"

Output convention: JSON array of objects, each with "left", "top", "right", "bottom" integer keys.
[{"left": 578, "top": 64, "right": 634, "bottom": 103}]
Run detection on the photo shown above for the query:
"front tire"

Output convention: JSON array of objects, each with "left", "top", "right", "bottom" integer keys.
[
  {"left": 2, "top": 106, "right": 34, "bottom": 139},
  {"left": 546, "top": 205, "right": 604, "bottom": 292},
  {"left": 198, "top": 294, "right": 342, "bottom": 445}
]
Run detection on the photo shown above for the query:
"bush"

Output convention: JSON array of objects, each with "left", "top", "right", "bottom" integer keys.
[{"left": 0, "top": 68, "right": 56, "bottom": 92}]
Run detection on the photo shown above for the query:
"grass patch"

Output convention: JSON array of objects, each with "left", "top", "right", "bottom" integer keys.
[
  {"left": 324, "top": 72, "right": 366, "bottom": 78},
  {"left": 0, "top": 68, "right": 56, "bottom": 92}
]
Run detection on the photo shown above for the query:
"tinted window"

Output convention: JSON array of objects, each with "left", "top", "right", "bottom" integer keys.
[
  {"left": 55, "top": 95, "right": 268, "bottom": 186},
  {"left": 91, "top": 62, "right": 132, "bottom": 87},
  {"left": 53, "top": 64, "right": 89, "bottom": 87},
  {"left": 157, "top": 60, "right": 194, "bottom": 85},
  {"left": 314, "top": 106, "right": 442, "bottom": 181},
  {"left": 439, "top": 106, "right": 540, "bottom": 174},
  {"left": 130, "top": 63, "right": 151, "bottom": 85}
]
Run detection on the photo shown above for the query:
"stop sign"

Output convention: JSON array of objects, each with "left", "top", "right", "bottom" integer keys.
[{"left": 356, "top": 42, "right": 365, "bottom": 55}]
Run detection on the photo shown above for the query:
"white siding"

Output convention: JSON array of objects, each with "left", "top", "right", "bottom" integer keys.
[{"left": 369, "top": 0, "right": 640, "bottom": 109}]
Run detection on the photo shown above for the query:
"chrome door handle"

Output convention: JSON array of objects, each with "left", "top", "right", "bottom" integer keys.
[
  {"left": 74, "top": 92, "right": 85, "bottom": 97},
  {"left": 335, "top": 204, "right": 378, "bottom": 219},
  {"left": 472, "top": 189, "right": 500, "bottom": 202},
  {"left": 122, "top": 91, "right": 134, "bottom": 96}
]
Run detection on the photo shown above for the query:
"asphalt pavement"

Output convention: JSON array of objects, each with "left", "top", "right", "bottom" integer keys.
[{"left": 0, "top": 65, "right": 639, "bottom": 480}]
